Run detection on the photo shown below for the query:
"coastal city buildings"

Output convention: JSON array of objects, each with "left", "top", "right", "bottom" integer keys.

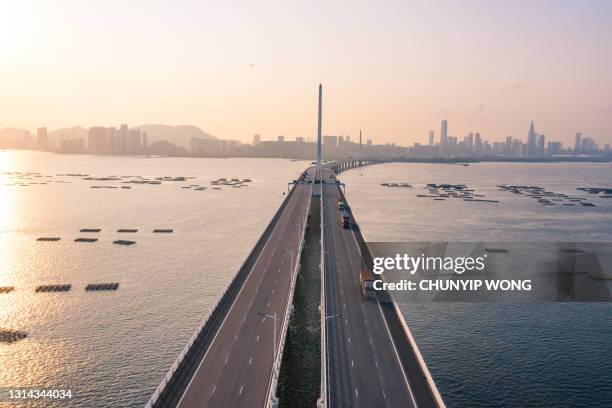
[{"left": 1, "top": 121, "right": 610, "bottom": 160}]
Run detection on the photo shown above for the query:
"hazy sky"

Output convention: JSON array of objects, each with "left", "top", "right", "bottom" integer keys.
[{"left": 1, "top": 0, "right": 611, "bottom": 146}]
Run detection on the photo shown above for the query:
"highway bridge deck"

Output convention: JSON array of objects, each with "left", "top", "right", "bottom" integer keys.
[
  {"left": 321, "top": 166, "right": 443, "bottom": 408},
  {"left": 151, "top": 168, "right": 316, "bottom": 408}
]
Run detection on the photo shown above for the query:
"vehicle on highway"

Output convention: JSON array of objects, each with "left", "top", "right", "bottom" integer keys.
[
  {"left": 341, "top": 210, "right": 350, "bottom": 229},
  {"left": 360, "top": 268, "right": 377, "bottom": 299},
  {"left": 338, "top": 199, "right": 346, "bottom": 210}
]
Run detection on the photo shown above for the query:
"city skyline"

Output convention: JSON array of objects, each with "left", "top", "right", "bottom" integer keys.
[
  {"left": 2, "top": 118, "right": 609, "bottom": 161},
  {"left": 2, "top": 1, "right": 612, "bottom": 146}
]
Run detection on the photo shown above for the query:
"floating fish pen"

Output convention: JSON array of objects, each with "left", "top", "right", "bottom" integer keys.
[
  {"left": 113, "top": 240, "right": 135, "bottom": 246},
  {"left": 153, "top": 229, "right": 173, "bottom": 233},
  {"left": 84, "top": 176, "right": 122, "bottom": 181},
  {"left": 578, "top": 187, "right": 612, "bottom": 195},
  {"left": 581, "top": 202, "right": 596, "bottom": 207},
  {"left": 85, "top": 283, "right": 119, "bottom": 291},
  {"left": 155, "top": 176, "right": 187, "bottom": 181},
  {"left": 123, "top": 180, "right": 162, "bottom": 185},
  {"left": 37, "top": 237, "right": 60, "bottom": 242},
  {"left": 80, "top": 228, "right": 101, "bottom": 233},
  {"left": 485, "top": 248, "right": 509, "bottom": 253},
  {"left": 0, "top": 286, "right": 15, "bottom": 294},
  {"left": 0, "top": 329, "right": 28, "bottom": 343},
  {"left": 35, "top": 284, "right": 71, "bottom": 293},
  {"left": 117, "top": 229, "right": 138, "bottom": 233},
  {"left": 121, "top": 186, "right": 131, "bottom": 189},
  {"left": 75, "top": 237, "right": 98, "bottom": 243},
  {"left": 91, "top": 186, "right": 118, "bottom": 189}
]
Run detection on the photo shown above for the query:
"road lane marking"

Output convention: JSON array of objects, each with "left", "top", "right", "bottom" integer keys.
[{"left": 346, "top": 215, "right": 419, "bottom": 407}]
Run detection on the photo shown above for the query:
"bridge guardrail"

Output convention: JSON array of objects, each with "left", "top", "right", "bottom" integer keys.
[
  {"left": 265, "top": 181, "right": 313, "bottom": 407},
  {"left": 146, "top": 185, "right": 299, "bottom": 408}
]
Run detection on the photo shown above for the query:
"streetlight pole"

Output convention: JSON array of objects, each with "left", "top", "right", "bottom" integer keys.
[{"left": 257, "top": 312, "right": 278, "bottom": 368}]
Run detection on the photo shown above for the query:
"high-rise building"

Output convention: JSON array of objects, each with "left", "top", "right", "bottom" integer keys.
[
  {"left": 440, "top": 120, "right": 448, "bottom": 146},
  {"left": 296, "top": 137, "right": 304, "bottom": 143},
  {"left": 474, "top": 133, "right": 482, "bottom": 155},
  {"left": 505, "top": 136, "right": 513, "bottom": 155},
  {"left": 37, "top": 127, "right": 48, "bottom": 151},
  {"left": 575, "top": 132, "right": 582, "bottom": 154},
  {"left": 88, "top": 126, "right": 109, "bottom": 154},
  {"left": 119, "top": 124, "right": 129, "bottom": 154},
  {"left": 108, "top": 127, "right": 117, "bottom": 154},
  {"left": 277, "top": 135, "right": 285, "bottom": 143},
  {"left": 537, "top": 134, "right": 545, "bottom": 156},
  {"left": 466, "top": 133, "right": 474, "bottom": 152},
  {"left": 527, "top": 120, "right": 537, "bottom": 157},
  {"left": 323, "top": 135, "right": 338, "bottom": 147},
  {"left": 252, "top": 134, "right": 261, "bottom": 145},
  {"left": 428, "top": 131, "right": 434, "bottom": 147}
]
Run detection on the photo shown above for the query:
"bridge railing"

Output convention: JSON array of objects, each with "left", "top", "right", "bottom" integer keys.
[
  {"left": 266, "top": 182, "right": 313, "bottom": 407},
  {"left": 145, "top": 185, "right": 299, "bottom": 408}
]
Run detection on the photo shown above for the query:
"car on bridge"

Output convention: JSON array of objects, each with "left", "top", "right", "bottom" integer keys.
[{"left": 341, "top": 210, "right": 350, "bottom": 229}]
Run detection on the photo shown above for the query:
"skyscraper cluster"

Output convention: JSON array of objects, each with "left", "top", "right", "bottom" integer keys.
[
  {"left": 427, "top": 120, "right": 608, "bottom": 159},
  {"left": 87, "top": 124, "right": 148, "bottom": 155}
]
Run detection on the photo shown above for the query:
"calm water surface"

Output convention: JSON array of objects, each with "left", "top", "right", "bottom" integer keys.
[
  {"left": 0, "top": 151, "right": 309, "bottom": 407},
  {"left": 343, "top": 162, "right": 612, "bottom": 408}
]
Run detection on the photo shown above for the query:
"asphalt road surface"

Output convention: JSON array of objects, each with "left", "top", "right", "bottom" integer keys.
[
  {"left": 322, "top": 167, "right": 438, "bottom": 408},
  {"left": 176, "top": 168, "right": 316, "bottom": 408}
]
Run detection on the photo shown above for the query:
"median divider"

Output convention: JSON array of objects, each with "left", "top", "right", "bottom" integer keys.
[
  {"left": 265, "top": 182, "right": 313, "bottom": 407},
  {"left": 317, "top": 169, "right": 328, "bottom": 408}
]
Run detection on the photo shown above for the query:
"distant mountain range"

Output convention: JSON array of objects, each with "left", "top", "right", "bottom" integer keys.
[
  {"left": 1, "top": 124, "right": 216, "bottom": 150},
  {"left": 135, "top": 124, "right": 216, "bottom": 149}
]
